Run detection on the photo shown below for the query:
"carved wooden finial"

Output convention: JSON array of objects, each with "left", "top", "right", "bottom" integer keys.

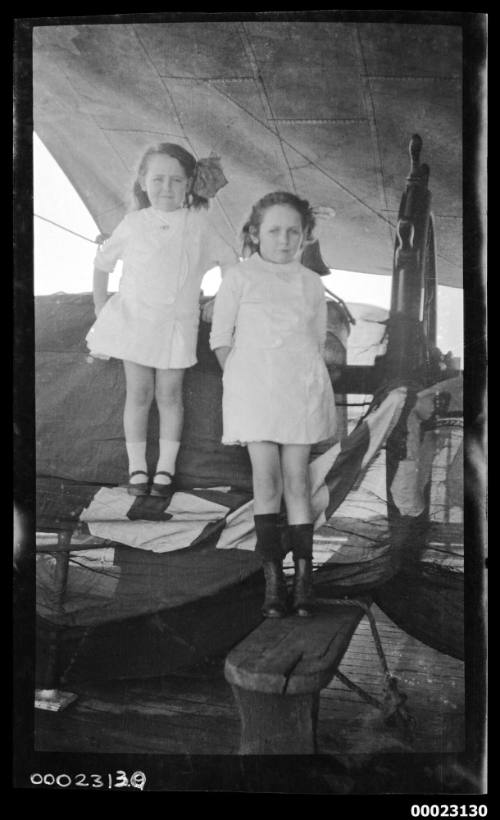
[
  {"left": 420, "top": 162, "right": 430, "bottom": 185},
  {"left": 410, "top": 134, "right": 422, "bottom": 163},
  {"left": 408, "top": 134, "right": 423, "bottom": 180}
]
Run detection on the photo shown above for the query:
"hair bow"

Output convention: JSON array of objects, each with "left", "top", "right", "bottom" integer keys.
[{"left": 191, "top": 154, "right": 228, "bottom": 198}]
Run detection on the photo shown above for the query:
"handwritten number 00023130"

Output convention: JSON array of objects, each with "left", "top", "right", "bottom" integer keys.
[{"left": 30, "top": 771, "right": 146, "bottom": 790}]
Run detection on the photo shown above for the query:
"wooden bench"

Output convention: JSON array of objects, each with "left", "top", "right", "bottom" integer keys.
[{"left": 224, "top": 597, "right": 371, "bottom": 754}]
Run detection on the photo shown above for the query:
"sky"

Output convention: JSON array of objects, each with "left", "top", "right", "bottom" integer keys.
[{"left": 33, "top": 133, "right": 463, "bottom": 361}]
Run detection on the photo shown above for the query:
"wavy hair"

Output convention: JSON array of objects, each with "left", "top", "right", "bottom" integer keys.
[
  {"left": 241, "top": 191, "right": 315, "bottom": 256},
  {"left": 131, "top": 143, "right": 209, "bottom": 211}
]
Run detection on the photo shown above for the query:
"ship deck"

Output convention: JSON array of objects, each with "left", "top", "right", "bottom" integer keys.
[{"left": 35, "top": 604, "right": 464, "bottom": 760}]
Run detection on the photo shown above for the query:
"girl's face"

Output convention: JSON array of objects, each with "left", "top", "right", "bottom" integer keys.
[
  {"left": 255, "top": 204, "right": 305, "bottom": 264},
  {"left": 141, "top": 154, "right": 190, "bottom": 212}
]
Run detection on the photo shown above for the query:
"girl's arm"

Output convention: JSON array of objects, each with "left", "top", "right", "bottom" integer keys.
[
  {"left": 201, "top": 259, "right": 236, "bottom": 324},
  {"left": 93, "top": 266, "right": 110, "bottom": 317},
  {"left": 209, "top": 267, "right": 241, "bottom": 364},
  {"left": 92, "top": 215, "right": 129, "bottom": 315},
  {"left": 313, "top": 279, "right": 328, "bottom": 356},
  {"left": 200, "top": 220, "right": 239, "bottom": 322},
  {"left": 205, "top": 215, "right": 239, "bottom": 276},
  {"left": 213, "top": 346, "right": 232, "bottom": 371}
]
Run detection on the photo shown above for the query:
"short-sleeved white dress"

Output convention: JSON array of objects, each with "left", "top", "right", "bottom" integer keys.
[
  {"left": 86, "top": 206, "right": 237, "bottom": 369},
  {"left": 209, "top": 253, "right": 337, "bottom": 445}
]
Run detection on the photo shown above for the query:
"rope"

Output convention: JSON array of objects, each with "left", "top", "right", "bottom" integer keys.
[
  {"left": 315, "top": 597, "right": 389, "bottom": 675},
  {"left": 34, "top": 213, "right": 101, "bottom": 245},
  {"left": 269, "top": 117, "right": 368, "bottom": 125},
  {"left": 315, "top": 596, "right": 416, "bottom": 731},
  {"left": 334, "top": 669, "right": 384, "bottom": 710}
]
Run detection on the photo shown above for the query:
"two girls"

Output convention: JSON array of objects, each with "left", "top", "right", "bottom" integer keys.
[{"left": 88, "top": 146, "right": 335, "bottom": 616}]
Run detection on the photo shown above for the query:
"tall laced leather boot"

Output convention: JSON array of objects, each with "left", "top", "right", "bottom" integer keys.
[
  {"left": 289, "top": 523, "right": 315, "bottom": 617},
  {"left": 254, "top": 513, "right": 288, "bottom": 618}
]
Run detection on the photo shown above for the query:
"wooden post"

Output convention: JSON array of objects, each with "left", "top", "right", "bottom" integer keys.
[
  {"left": 385, "top": 134, "right": 436, "bottom": 384},
  {"left": 231, "top": 686, "right": 319, "bottom": 755},
  {"left": 35, "top": 529, "right": 78, "bottom": 711},
  {"left": 43, "top": 531, "right": 71, "bottom": 687}
]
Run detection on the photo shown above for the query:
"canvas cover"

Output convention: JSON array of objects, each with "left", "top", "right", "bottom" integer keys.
[{"left": 32, "top": 20, "right": 464, "bottom": 288}]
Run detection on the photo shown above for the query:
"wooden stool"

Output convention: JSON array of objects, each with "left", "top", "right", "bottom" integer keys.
[{"left": 225, "top": 598, "right": 370, "bottom": 754}]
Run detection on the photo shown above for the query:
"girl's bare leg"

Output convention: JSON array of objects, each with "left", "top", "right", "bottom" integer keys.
[
  {"left": 248, "top": 442, "right": 287, "bottom": 617},
  {"left": 247, "top": 441, "right": 283, "bottom": 514},
  {"left": 281, "top": 444, "right": 315, "bottom": 616},
  {"left": 154, "top": 368, "right": 185, "bottom": 483},
  {"left": 123, "top": 360, "right": 155, "bottom": 483},
  {"left": 281, "top": 444, "right": 312, "bottom": 524}
]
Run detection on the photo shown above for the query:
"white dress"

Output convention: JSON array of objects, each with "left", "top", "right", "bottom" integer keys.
[
  {"left": 86, "top": 207, "right": 237, "bottom": 369},
  {"left": 209, "top": 253, "right": 337, "bottom": 445}
]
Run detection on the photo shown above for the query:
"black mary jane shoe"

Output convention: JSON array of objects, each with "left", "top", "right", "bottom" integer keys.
[
  {"left": 150, "top": 471, "right": 175, "bottom": 498},
  {"left": 127, "top": 470, "right": 150, "bottom": 497}
]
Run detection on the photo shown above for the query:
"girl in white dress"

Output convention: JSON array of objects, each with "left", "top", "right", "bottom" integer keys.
[
  {"left": 86, "top": 143, "right": 237, "bottom": 497},
  {"left": 210, "top": 192, "right": 337, "bottom": 617}
]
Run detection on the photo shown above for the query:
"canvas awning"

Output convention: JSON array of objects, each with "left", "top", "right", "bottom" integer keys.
[{"left": 32, "top": 19, "right": 464, "bottom": 287}]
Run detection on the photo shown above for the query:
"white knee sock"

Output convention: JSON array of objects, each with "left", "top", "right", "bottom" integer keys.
[
  {"left": 126, "top": 440, "right": 147, "bottom": 483},
  {"left": 154, "top": 439, "right": 180, "bottom": 484}
]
